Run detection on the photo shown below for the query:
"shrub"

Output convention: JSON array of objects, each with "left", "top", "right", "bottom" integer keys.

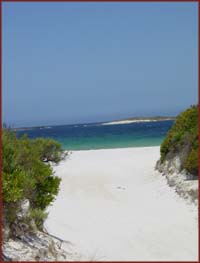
[
  {"left": 184, "top": 145, "right": 198, "bottom": 176},
  {"left": 160, "top": 105, "right": 198, "bottom": 176},
  {"left": 2, "top": 129, "right": 62, "bottom": 227},
  {"left": 29, "top": 208, "right": 48, "bottom": 230},
  {"left": 34, "top": 138, "right": 63, "bottom": 163}
]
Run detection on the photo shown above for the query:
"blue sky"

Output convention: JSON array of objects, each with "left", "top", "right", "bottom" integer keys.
[{"left": 3, "top": 2, "right": 198, "bottom": 127}]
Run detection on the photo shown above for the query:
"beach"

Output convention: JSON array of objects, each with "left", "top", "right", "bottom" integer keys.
[
  {"left": 44, "top": 146, "right": 198, "bottom": 261},
  {"left": 101, "top": 119, "right": 158, "bottom": 125},
  {"left": 101, "top": 119, "right": 173, "bottom": 125}
]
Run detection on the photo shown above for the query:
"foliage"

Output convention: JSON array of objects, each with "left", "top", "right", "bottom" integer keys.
[
  {"left": 184, "top": 141, "right": 198, "bottom": 175},
  {"left": 33, "top": 138, "right": 63, "bottom": 163},
  {"left": 2, "top": 129, "right": 63, "bottom": 226},
  {"left": 160, "top": 105, "right": 198, "bottom": 176},
  {"left": 29, "top": 208, "right": 48, "bottom": 230}
]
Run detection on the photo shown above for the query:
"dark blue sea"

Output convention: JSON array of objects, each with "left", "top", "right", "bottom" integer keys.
[{"left": 16, "top": 120, "right": 174, "bottom": 151}]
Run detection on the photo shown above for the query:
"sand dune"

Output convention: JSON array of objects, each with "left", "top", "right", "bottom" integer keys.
[
  {"left": 45, "top": 147, "right": 198, "bottom": 261},
  {"left": 101, "top": 119, "right": 156, "bottom": 125},
  {"left": 101, "top": 118, "right": 173, "bottom": 125}
]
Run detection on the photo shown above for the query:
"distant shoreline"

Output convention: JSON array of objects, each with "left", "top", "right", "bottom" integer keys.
[
  {"left": 11, "top": 116, "right": 175, "bottom": 131},
  {"left": 101, "top": 117, "right": 175, "bottom": 126}
]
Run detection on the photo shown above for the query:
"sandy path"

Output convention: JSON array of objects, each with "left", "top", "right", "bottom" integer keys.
[{"left": 45, "top": 147, "right": 198, "bottom": 261}]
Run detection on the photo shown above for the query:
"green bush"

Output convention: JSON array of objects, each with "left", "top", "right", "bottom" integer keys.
[
  {"left": 34, "top": 138, "right": 63, "bottom": 163},
  {"left": 2, "top": 129, "right": 63, "bottom": 227},
  {"left": 184, "top": 142, "right": 198, "bottom": 176},
  {"left": 29, "top": 208, "right": 48, "bottom": 230},
  {"left": 160, "top": 105, "right": 198, "bottom": 176},
  {"left": 2, "top": 171, "right": 26, "bottom": 203}
]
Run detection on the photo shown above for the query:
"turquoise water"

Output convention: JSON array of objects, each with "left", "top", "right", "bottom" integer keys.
[
  {"left": 17, "top": 120, "right": 174, "bottom": 150},
  {"left": 56, "top": 134, "right": 165, "bottom": 150}
]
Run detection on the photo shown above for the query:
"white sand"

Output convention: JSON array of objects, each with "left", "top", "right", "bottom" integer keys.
[
  {"left": 101, "top": 120, "right": 157, "bottom": 125},
  {"left": 45, "top": 147, "right": 198, "bottom": 261},
  {"left": 101, "top": 119, "right": 172, "bottom": 125}
]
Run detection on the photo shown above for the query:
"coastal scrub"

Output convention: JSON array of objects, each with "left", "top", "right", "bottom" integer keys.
[
  {"left": 160, "top": 105, "right": 198, "bottom": 176},
  {"left": 2, "top": 129, "right": 63, "bottom": 230}
]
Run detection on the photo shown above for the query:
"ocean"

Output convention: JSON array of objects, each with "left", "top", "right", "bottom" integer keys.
[{"left": 16, "top": 120, "right": 174, "bottom": 151}]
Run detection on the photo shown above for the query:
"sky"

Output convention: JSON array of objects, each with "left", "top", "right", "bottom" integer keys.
[{"left": 3, "top": 2, "right": 198, "bottom": 127}]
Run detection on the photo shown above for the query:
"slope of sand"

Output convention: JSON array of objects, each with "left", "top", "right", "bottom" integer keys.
[
  {"left": 45, "top": 147, "right": 198, "bottom": 261},
  {"left": 101, "top": 119, "right": 156, "bottom": 125},
  {"left": 101, "top": 118, "right": 173, "bottom": 125}
]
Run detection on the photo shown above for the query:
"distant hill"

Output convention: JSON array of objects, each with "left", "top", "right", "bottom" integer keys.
[
  {"left": 124, "top": 116, "right": 176, "bottom": 121},
  {"left": 11, "top": 116, "right": 176, "bottom": 130},
  {"left": 101, "top": 116, "right": 175, "bottom": 125}
]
